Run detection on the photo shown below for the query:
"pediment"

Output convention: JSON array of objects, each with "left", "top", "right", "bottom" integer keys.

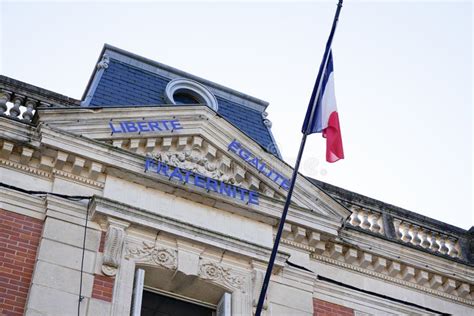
[{"left": 36, "top": 105, "right": 351, "bottom": 225}]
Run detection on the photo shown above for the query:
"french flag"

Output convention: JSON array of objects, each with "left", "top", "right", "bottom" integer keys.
[{"left": 302, "top": 50, "right": 344, "bottom": 163}]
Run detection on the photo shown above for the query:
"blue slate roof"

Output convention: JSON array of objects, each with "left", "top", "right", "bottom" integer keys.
[
  {"left": 86, "top": 53, "right": 278, "bottom": 156},
  {"left": 90, "top": 59, "right": 169, "bottom": 106}
]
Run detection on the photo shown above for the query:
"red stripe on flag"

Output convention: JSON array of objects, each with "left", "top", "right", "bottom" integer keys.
[{"left": 322, "top": 111, "right": 344, "bottom": 163}]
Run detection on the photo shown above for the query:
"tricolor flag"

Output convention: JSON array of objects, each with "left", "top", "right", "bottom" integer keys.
[{"left": 302, "top": 50, "right": 344, "bottom": 163}]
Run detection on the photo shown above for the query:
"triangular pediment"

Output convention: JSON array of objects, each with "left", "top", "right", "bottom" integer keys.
[{"left": 37, "top": 105, "right": 350, "bottom": 229}]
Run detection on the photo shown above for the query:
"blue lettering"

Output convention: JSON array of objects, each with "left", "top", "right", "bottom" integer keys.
[
  {"left": 206, "top": 178, "right": 218, "bottom": 192},
  {"left": 109, "top": 122, "right": 122, "bottom": 134},
  {"left": 194, "top": 175, "right": 206, "bottom": 188},
  {"left": 161, "top": 120, "right": 170, "bottom": 130},
  {"left": 169, "top": 167, "right": 184, "bottom": 181},
  {"left": 239, "top": 148, "right": 251, "bottom": 161},
  {"left": 137, "top": 121, "right": 150, "bottom": 132},
  {"left": 183, "top": 170, "right": 192, "bottom": 184},
  {"left": 236, "top": 187, "right": 248, "bottom": 201},
  {"left": 228, "top": 140, "right": 240, "bottom": 153},
  {"left": 248, "top": 191, "right": 259, "bottom": 205},
  {"left": 281, "top": 179, "right": 290, "bottom": 190},
  {"left": 273, "top": 172, "right": 284, "bottom": 183},
  {"left": 124, "top": 121, "right": 138, "bottom": 132},
  {"left": 145, "top": 158, "right": 156, "bottom": 171},
  {"left": 219, "top": 182, "right": 236, "bottom": 198},
  {"left": 249, "top": 157, "right": 259, "bottom": 169},
  {"left": 266, "top": 169, "right": 274, "bottom": 178},
  {"left": 148, "top": 121, "right": 162, "bottom": 131},
  {"left": 120, "top": 122, "right": 127, "bottom": 132},
  {"left": 157, "top": 163, "right": 169, "bottom": 176},
  {"left": 170, "top": 120, "right": 183, "bottom": 130}
]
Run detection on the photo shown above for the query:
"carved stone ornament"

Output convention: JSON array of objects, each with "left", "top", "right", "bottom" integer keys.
[
  {"left": 102, "top": 265, "right": 117, "bottom": 276},
  {"left": 126, "top": 242, "right": 177, "bottom": 270},
  {"left": 198, "top": 260, "right": 245, "bottom": 291},
  {"left": 101, "top": 222, "right": 128, "bottom": 276},
  {"left": 97, "top": 54, "right": 110, "bottom": 70},
  {"left": 151, "top": 151, "right": 238, "bottom": 185}
]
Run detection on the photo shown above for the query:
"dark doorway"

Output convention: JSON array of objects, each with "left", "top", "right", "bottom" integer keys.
[{"left": 141, "top": 289, "right": 214, "bottom": 316}]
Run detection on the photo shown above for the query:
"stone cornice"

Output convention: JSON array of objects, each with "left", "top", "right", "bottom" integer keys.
[
  {"left": 311, "top": 253, "right": 473, "bottom": 306},
  {"left": 89, "top": 195, "right": 290, "bottom": 266},
  {"left": 0, "top": 186, "right": 46, "bottom": 220}
]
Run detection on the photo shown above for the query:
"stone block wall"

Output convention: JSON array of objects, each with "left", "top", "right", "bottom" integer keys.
[{"left": 0, "top": 209, "right": 43, "bottom": 316}]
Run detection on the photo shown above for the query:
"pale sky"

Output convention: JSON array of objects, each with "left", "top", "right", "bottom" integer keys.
[{"left": 1, "top": 0, "right": 472, "bottom": 229}]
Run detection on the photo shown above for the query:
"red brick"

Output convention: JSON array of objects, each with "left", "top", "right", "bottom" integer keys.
[
  {"left": 313, "top": 299, "right": 354, "bottom": 316},
  {"left": 91, "top": 274, "right": 115, "bottom": 302},
  {"left": 0, "top": 209, "right": 43, "bottom": 315},
  {"left": 98, "top": 231, "right": 106, "bottom": 252}
]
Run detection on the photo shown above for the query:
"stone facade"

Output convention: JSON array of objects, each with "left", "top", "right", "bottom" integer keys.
[{"left": 0, "top": 45, "right": 472, "bottom": 315}]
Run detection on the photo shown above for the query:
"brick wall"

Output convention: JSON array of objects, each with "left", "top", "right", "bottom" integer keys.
[
  {"left": 91, "top": 231, "right": 115, "bottom": 302},
  {"left": 0, "top": 209, "right": 43, "bottom": 316},
  {"left": 91, "top": 274, "right": 115, "bottom": 302},
  {"left": 313, "top": 298, "right": 354, "bottom": 316}
]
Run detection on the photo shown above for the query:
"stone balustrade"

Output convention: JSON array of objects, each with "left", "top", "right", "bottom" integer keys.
[
  {"left": 347, "top": 205, "right": 384, "bottom": 235},
  {"left": 0, "top": 90, "right": 49, "bottom": 123},
  {"left": 0, "top": 76, "right": 78, "bottom": 124},
  {"left": 393, "top": 219, "right": 461, "bottom": 258},
  {"left": 345, "top": 203, "right": 462, "bottom": 259}
]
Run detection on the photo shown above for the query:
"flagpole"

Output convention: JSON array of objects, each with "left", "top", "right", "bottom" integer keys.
[{"left": 254, "top": 1, "right": 344, "bottom": 315}]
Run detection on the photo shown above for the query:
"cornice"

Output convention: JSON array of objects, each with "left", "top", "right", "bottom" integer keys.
[
  {"left": 0, "top": 185, "right": 46, "bottom": 219},
  {"left": 311, "top": 253, "right": 473, "bottom": 306},
  {"left": 89, "top": 195, "right": 290, "bottom": 266}
]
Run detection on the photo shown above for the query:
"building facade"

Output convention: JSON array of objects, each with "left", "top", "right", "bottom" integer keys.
[{"left": 0, "top": 44, "right": 472, "bottom": 316}]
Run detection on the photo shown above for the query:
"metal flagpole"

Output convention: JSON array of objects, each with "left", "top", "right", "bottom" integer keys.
[{"left": 254, "top": 1, "right": 344, "bottom": 315}]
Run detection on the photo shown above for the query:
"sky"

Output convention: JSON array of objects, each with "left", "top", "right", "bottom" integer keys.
[{"left": 0, "top": 0, "right": 472, "bottom": 229}]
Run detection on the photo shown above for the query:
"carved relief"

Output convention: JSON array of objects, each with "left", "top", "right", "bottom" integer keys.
[
  {"left": 102, "top": 221, "right": 129, "bottom": 276},
  {"left": 152, "top": 151, "right": 238, "bottom": 185},
  {"left": 126, "top": 242, "right": 177, "bottom": 270},
  {"left": 198, "top": 260, "right": 246, "bottom": 291}
]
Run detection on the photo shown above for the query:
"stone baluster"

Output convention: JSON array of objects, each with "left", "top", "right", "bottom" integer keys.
[
  {"left": 419, "top": 229, "right": 430, "bottom": 248},
  {"left": 23, "top": 98, "right": 37, "bottom": 122},
  {"left": 393, "top": 219, "right": 402, "bottom": 238},
  {"left": 429, "top": 232, "right": 440, "bottom": 252},
  {"left": 446, "top": 238, "right": 459, "bottom": 258},
  {"left": 438, "top": 236, "right": 449, "bottom": 255},
  {"left": 10, "top": 94, "right": 24, "bottom": 118},
  {"left": 410, "top": 225, "right": 422, "bottom": 246},
  {"left": 349, "top": 209, "right": 361, "bottom": 227},
  {"left": 399, "top": 222, "right": 411, "bottom": 243},
  {"left": 368, "top": 212, "right": 382, "bottom": 234},
  {"left": 0, "top": 90, "right": 12, "bottom": 115},
  {"left": 360, "top": 210, "right": 371, "bottom": 230}
]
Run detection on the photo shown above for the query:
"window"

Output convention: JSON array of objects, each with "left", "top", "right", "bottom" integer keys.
[
  {"left": 141, "top": 289, "right": 214, "bottom": 316},
  {"left": 173, "top": 90, "right": 202, "bottom": 105},
  {"left": 131, "top": 268, "right": 231, "bottom": 316},
  {"left": 165, "top": 78, "right": 219, "bottom": 111}
]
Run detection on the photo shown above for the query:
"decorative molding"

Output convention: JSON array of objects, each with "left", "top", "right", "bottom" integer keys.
[
  {"left": 101, "top": 218, "right": 130, "bottom": 276},
  {"left": 125, "top": 242, "right": 178, "bottom": 270},
  {"left": 97, "top": 54, "right": 110, "bottom": 70},
  {"left": 198, "top": 260, "right": 246, "bottom": 291},
  {"left": 0, "top": 158, "right": 52, "bottom": 178},
  {"left": 165, "top": 78, "right": 219, "bottom": 111},
  {"left": 311, "top": 253, "right": 473, "bottom": 306},
  {"left": 53, "top": 169, "right": 104, "bottom": 188},
  {"left": 152, "top": 150, "right": 235, "bottom": 184}
]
